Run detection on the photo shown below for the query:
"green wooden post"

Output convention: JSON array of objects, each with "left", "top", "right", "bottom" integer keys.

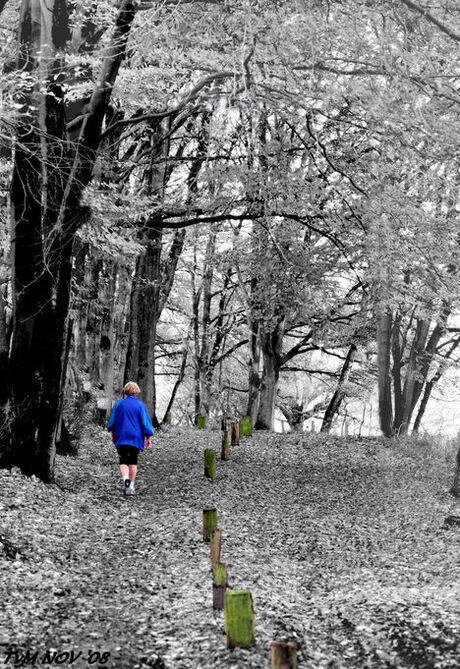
[
  {"left": 165, "top": 411, "right": 172, "bottom": 425},
  {"left": 221, "top": 431, "right": 230, "bottom": 460},
  {"left": 202, "top": 507, "right": 217, "bottom": 541},
  {"left": 224, "top": 590, "right": 255, "bottom": 648},
  {"left": 209, "top": 529, "right": 222, "bottom": 566},
  {"left": 213, "top": 562, "right": 228, "bottom": 610},
  {"left": 197, "top": 415, "right": 206, "bottom": 429},
  {"left": 270, "top": 642, "right": 298, "bottom": 669},
  {"left": 204, "top": 449, "right": 216, "bottom": 479},
  {"left": 243, "top": 416, "right": 252, "bottom": 437}
]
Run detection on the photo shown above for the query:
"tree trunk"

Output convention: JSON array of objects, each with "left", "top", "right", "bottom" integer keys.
[
  {"left": 396, "top": 318, "right": 430, "bottom": 434},
  {"left": 321, "top": 344, "right": 357, "bottom": 433},
  {"left": 2, "top": 0, "right": 138, "bottom": 481},
  {"left": 86, "top": 256, "right": 103, "bottom": 383},
  {"left": 162, "top": 338, "right": 189, "bottom": 424},
  {"left": 73, "top": 240, "right": 89, "bottom": 369},
  {"left": 377, "top": 309, "right": 394, "bottom": 437},
  {"left": 99, "top": 260, "right": 118, "bottom": 414},
  {"left": 0, "top": 288, "right": 9, "bottom": 414},
  {"left": 255, "top": 320, "right": 284, "bottom": 431},
  {"left": 450, "top": 446, "right": 460, "bottom": 497},
  {"left": 246, "top": 319, "right": 261, "bottom": 426},
  {"left": 413, "top": 338, "right": 460, "bottom": 433}
]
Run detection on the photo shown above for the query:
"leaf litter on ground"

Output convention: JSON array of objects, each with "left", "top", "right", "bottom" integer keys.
[{"left": 0, "top": 426, "right": 459, "bottom": 668}]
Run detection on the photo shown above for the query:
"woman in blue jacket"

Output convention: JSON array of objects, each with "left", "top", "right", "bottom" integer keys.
[{"left": 108, "top": 381, "right": 154, "bottom": 496}]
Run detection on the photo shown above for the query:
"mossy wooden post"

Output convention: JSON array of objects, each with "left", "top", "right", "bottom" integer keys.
[
  {"left": 243, "top": 416, "right": 252, "bottom": 437},
  {"left": 213, "top": 562, "right": 228, "bottom": 610},
  {"left": 165, "top": 411, "right": 172, "bottom": 425},
  {"left": 204, "top": 449, "right": 216, "bottom": 479},
  {"left": 197, "top": 415, "right": 206, "bottom": 429},
  {"left": 224, "top": 590, "right": 255, "bottom": 648},
  {"left": 209, "top": 529, "right": 222, "bottom": 566},
  {"left": 221, "top": 431, "right": 230, "bottom": 460},
  {"left": 231, "top": 422, "right": 239, "bottom": 446},
  {"left": 270, "top": 642, "right": 298, "bottom": 669},
  {"left": 202, "top": 507, "right": 217, "bottom": 541}
]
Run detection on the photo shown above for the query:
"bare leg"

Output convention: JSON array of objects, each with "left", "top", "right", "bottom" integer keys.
[
  {"left": 120, "top": 464, "right": 129, "bottom": 480},
  {"left": 128, "top": 465, "right": 137, "bottom": 482}
]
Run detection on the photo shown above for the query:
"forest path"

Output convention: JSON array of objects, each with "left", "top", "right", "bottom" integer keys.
[{"left": 1, "top": 426, "right": 459, "bottom": 668}]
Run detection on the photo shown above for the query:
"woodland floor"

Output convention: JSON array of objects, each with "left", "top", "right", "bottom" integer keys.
[{"left": 0, "top": 425, "right": 459, "bottom": 669}]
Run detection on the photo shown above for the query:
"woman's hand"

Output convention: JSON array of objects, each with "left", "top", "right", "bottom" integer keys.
[{"left": 145, "top": 437, "right": 152, "bottom": 449}]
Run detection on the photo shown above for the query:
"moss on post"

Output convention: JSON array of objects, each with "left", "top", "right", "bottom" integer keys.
[
  {"left": 209, "top": 528, "right": 222, "bottom": 566},
  {"left": 243, "top": 416, "right": 252, "bottom": 437},
  {"left": 213, "top": 561, "right": 228, "bottom": 610},
  {"left": 224, "top": 590, "right": 255, "bottom": 648},
  {"left": 270, "top": 642, "right": 298, "bottom": 668},
  {"left": 221, "top": 431, "right": 230, "bottom": 460},
  {"left": 197, "top": 415, "right": 206, "bottom": 429},
  {"left": 231, "top": 422, "right": 239, "bottom": 446},
  {"left": 202, "top": 507, "right": 217, "bottom": 541},
  {"left": 204, "top": 449, "right": 216, "bottom": 479}
]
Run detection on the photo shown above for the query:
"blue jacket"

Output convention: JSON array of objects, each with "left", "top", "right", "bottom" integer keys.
[{"left": 107, "top": 396, "right": 154, "bottom": 450}]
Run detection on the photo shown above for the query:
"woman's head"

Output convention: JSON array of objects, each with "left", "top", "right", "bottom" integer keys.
[{"left": 124, "top": 381, "right": 141, "bottom": 396}]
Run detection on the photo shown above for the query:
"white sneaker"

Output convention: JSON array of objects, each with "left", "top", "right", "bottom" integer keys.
[{"left": 128, "top": 482, "right": 135, "bottom": 495}]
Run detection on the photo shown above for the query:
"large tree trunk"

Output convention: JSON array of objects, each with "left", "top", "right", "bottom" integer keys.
[
  {"left": 2, "top": 0, "right": 138, "bottom": 481},
  {"left": 377, "top": 309, "right": 394, "bottom": 437},
  {"left": 396, "top": 318, "right": 430, "bottom": 434},
  {"left": 255, "top": 320, "right": 284, "bottom": 431},
  {"left": 124, "top": 226, "right": 185, "bottom": 425},
  {"left": 246, "top": 318, "right": 261, "bottom": 426},
  {"left": 321, "top": 344, "right": 357, "bottom": 433}
]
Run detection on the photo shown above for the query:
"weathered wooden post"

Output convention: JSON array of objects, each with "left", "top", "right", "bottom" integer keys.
[
  {"left": 165, "top": 411, "right": 172, "bottom": 425},
  {"left": 197, "top": 415, "right": 206, "bottom": 429},
  {"left": 270, "top": 642, "right": 298, "bottom": 668},
  {"left": 224, "top": 590, "right": 255, "bottom": 648},
  {"left": 221, "top": 430, "right": 230, "bottom": 460},
  {"left": 204, "top": 449, "right": 216, "bottom": 479},
  {"left": 231, "top": 422, "right": 239, "bottom": 446},
  {"left": 202, "top": 507, "right": 218, "bottom": 541},
  {"left": 243, "top": 416, "right": 252, "bottom": 437},
  {"left": 209, "top": 529, "right": 222, "bottom": 566},
  {"left": 213, "top": 562, "right": 228, "bottom": 610}
]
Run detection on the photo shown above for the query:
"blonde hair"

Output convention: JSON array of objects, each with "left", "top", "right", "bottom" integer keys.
[{"left": 124, "top": 381, "right": 141, "bottom": 396}]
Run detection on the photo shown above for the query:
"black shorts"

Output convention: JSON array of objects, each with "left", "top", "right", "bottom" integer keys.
[{"left": 117, "top": 445, "right": 140, "bottom": 466}]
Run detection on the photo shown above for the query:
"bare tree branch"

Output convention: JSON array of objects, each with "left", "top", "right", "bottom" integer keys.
[{"left": 398, "top": 0, "right": 460, "bottom": 43}]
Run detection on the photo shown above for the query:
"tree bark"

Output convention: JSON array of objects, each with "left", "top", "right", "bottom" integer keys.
[
  {"left": 450, "top": 445, "right": 460, "bottom": 497},
  {"left": 396, "top": 318, "right": 430, "bottom": 434},
  {"left": 255, "top": 319, "right": 284, "bottom": 431},
  {"left": 99, "top": 260, "right": 118, "bottom": 413},
  {"left": 86, "top": 256, "right": 103, "bottom": 383},
  {"left": 321, "top": 344, "right": 357, "bottom": 433},
  {"left": 377, "top": 309, "right": 394, "bottom": 437},
  {"left": 2, "top": 0, "right": 138, "bottom": 481}
]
